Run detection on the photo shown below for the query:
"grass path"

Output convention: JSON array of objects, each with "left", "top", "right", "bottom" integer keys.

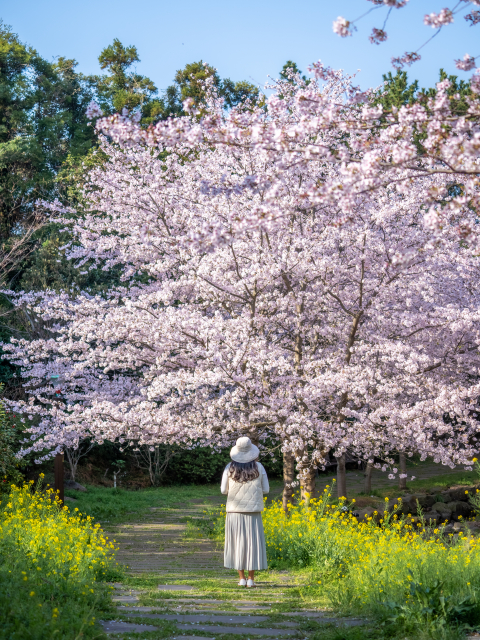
[{"left": 99, "top": 488, "right": 372, "bottom": 640}]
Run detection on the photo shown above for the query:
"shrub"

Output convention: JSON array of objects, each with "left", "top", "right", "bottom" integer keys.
[
  {"left": 0, "top": 477, "right": 118, "bottom": 639},
  {"left": 65, "top": 441, "right": 283, "bottom": 488},
  {"left": 0, "top": 398, "right": 23, "bottom": 493}
]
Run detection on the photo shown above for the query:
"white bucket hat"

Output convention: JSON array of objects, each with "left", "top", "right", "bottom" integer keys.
[{"left": 230, "top": 436, "right": 259, "bottom": 463}]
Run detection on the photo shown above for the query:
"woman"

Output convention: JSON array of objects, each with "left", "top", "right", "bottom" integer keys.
[{"left": 221, "top": 436, "right": 269, "bottom": 587}]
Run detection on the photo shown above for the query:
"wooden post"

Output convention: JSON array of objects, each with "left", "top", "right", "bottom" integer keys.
[
  {"left": 54, "top": 452, "right": 64, "bottom": 505},
  {"left": 336, "top": 453, "right": 347, "bottom": 499}
]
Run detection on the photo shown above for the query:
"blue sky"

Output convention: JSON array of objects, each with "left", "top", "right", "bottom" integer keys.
[{"left": 3, "top": 1, "right": 479, "bottom": 93}]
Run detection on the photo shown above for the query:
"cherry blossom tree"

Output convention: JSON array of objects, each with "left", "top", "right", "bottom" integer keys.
[
  {"left": 3, "top": 89, "right": 480, "bottom": 501},
  {"left": 92, "top": 60, "right": 480, "bottom": 264}
]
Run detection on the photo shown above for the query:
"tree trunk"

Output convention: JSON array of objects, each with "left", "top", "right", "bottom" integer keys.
[
  {"left": 364, "top": 461, "right": 373, "bottom": 494},
  {"left": 282, "top": 450, "right": 295, "bottom": 514},
  {"left": 398, "top": 452, "right": 407, "bottom": 491},
  {"left": 148, "top": 450, "right": 155, "bottom": 487},
  {"left": 336, "top": 453, "right": 347, "bottom": 499},
  {"left": 300, "top": 466, "right": 317, "bottom": 504},
  {"left": 64, "top": 446, "right": 78, "bottom": 482}
]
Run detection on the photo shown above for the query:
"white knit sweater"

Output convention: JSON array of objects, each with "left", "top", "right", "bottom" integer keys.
[{"left": 221, "top": 462, "right": 270, "bottom": 513}]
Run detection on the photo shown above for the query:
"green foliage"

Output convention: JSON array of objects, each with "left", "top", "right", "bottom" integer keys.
[
  {"left": 164, "top": 61, "right": 259, "bottom": 116},
  {"left": 163, "top": 443, "right": 283, "bottom": 484},
  {"left": 17, "top": 225, "right": 124, "bottom": 295},
  {"left": 384, "top": 573, "right": 480, "bottom": 633},
  {"left": 92, "top": 44, "right": 260, "bottom": 124},
  {"left": 0, "top": 393, "right": 23, "bottom": 490},
  {"left": 418, "top": 69, "right": 473, "bottom": 116},
  {"left": 376, "top": 68, "right": 476, "bottom": 115},
  {"left": 95, "top": 38, "right": 163, "bottom": 124},
  {"left": 0, "top": 22, "right": 96, "bottom": 242},
  {"left": 57, "top": 146, "right": 108, "bottom": 205},
  {"left": 165, "top": 446, "right": 230, "bottom": 485},
  {"left": 279, "top": 60, "right": 308, "bottom": 84},
  {"left": 375, "top": 70, "right": 419, "bottom": 110}
]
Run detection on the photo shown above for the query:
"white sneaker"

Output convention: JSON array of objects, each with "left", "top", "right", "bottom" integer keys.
[
  {"left": 238, "top": 579, "right": 247, "bottom": 586},
  {"left": 247, "top": 579, "right": 255, "bottom": 588}
]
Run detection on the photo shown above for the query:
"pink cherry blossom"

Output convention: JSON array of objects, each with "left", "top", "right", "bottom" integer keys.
[
  {"left": 465, "top": 10, "right": 480, "bottom": 25},
  {"left": 424, "top": 8, "right": 454, "bottom": 28},
  {"left": 86, "top": 101, "right": 103, "bottom": 120},
  {"left": 367, "top": 0, "right": 408, "bottom": 7},
  {"left": 455, "top": 54, "right": 477, "bottom": 71},
  {"left": 369, "top": 28, "right": 388, "bottom": 44},
  {"left": 2, "top": 74, "right": 480, "bottom": 478},
  {"left": 383, "top": 0, "right": 408, "bottom": 6},
  {"left": 1, "top": 61, "right": 478, "bottom": 483},
  {"left": 391, "top": 52, "right": 421, "bottom": 69},
  {"left": 471, "top": 69, "right": 480, "bottom": 92},
  {"left": 332, "top": 16, "right": 352, "bottom": 37},
  {"left": 335, "top": 2, "right": 479, "bottom": 75}
]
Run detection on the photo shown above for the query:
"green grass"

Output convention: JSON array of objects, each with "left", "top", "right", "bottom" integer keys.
[
  {"left": 65, "top": 480, "right": 285, "bottom": 524},
  {"left": 403, "top": 470, "right": 478, "bottom": 491},
  {"left": 65, "top": 465, "right": 478, "bottom": 526},
  {"left": 65, "top": 483, "right": 219, "bottom": 523}
]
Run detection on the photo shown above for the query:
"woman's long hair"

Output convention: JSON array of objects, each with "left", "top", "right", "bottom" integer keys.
[{"left": 229, "top": 459, "right": 260, "bottom": 483}]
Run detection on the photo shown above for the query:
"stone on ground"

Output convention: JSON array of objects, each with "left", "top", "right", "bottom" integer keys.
[
  {"left": 99, "top": 620, "right": 157, "bottom": 634},
  {"left": 111, "top": 595, "right": 139, "bottom": 603},
  {"left": 158, "top": 584, "right": 195, "bottom": 590},
  {"left": 122, "top": 612, "right": 270, "bottom": 623},
  {"left": 176, "top": 623, "right": 295, "bottom": 635}
]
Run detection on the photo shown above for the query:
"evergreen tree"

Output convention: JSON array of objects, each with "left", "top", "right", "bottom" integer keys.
[
  {"left": 163, "top": 61, "right": 259, "bottom": 116},
  {"left": 279, "top": 60, "right": 308, "bottom": 83},
  {"left": 94, "top": 38, "right": 163, "bottom": 124},
  {"left": 375, "top": 70, "right": 418, "bottom": 110},
  {"left": 0, "top": 22, "right": 96, "bottom": 243},
  {"left": 376, "top": 69, "right": 473, "bottom": 114}
]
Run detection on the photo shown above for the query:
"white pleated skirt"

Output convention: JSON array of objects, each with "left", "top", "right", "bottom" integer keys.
[{"left": 224, "top": 512, "right": 268, "bottom": 570}]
